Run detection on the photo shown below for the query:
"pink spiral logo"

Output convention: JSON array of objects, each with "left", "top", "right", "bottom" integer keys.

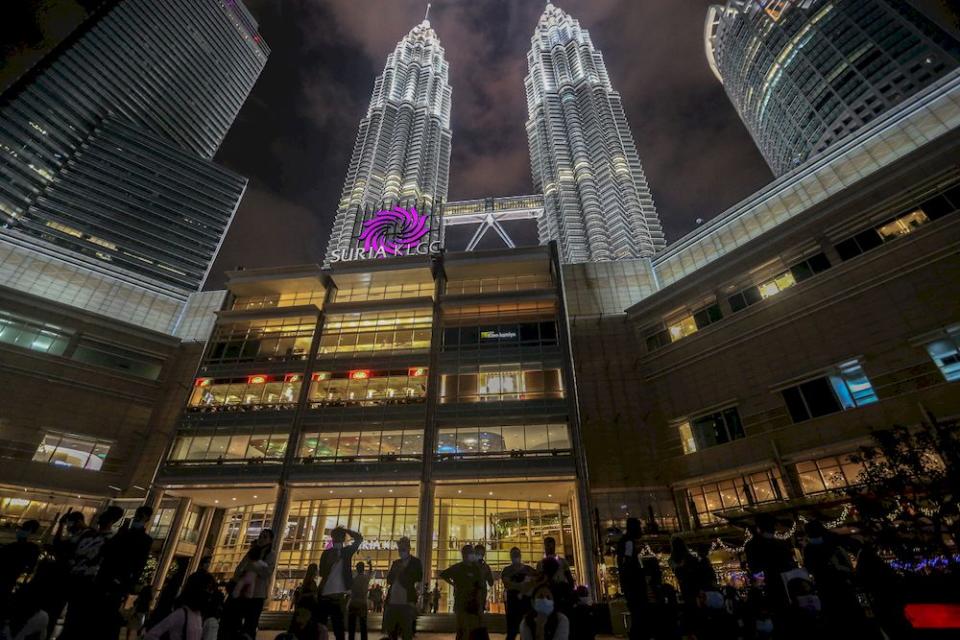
[{"left": 359, "top": 206, "right": 430, "bottom": 254}]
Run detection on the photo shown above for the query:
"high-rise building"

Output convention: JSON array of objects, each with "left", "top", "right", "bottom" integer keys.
[
  {"left": 706, "top": 0, "right": 960, "bottom": 176},
  {"left": 525, "top": 3, "right": 665, "bottom": 264},
  {"left": 0, "top": 0, "right": 268, "bottom": 297},
  {"left": 324, "top": 16, "right": 451, "bottom": 265}
]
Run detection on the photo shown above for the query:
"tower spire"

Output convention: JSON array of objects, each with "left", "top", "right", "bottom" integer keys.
[{"left": 424, "top": 3, "right": 431, "bottom": 22}]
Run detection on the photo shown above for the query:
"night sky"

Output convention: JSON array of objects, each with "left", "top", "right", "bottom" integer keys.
[{"left": 3, "top": 1, "right": 958, "bottom": 289}]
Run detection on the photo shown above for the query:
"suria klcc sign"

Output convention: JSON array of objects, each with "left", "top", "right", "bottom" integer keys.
[{"left": 330, "top": 206, "right": 442, "bottom": 262}]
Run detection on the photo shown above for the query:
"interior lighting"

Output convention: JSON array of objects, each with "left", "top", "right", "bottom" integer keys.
[
  {"left": 248, "top": 375, "right": 268, "bottom": 384},
  {"left": 350, "top": 370, "right": 371, "bottom": 380}
]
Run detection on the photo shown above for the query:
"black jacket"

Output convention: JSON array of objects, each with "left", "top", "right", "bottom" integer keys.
[
  {"left": 386, "top": 555, "right": 423, "bottom": 605},
  {"left": 97, "top": 526, "right": 153, "bottom": 594},
  {"left": 319, "top": 534, "right": 363, "bottom": 593}
]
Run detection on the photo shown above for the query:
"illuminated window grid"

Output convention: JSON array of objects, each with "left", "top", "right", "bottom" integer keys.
[
  {"left": 0, "top": 310, "right": 71, "bottom": 356},
  {"left": 445, "top": 274, "right": 553, "bottom": 296},
  {"left": 332, "top": 281, "right": 434, "bottom": 303},
  {"left": 442, "top": 301, "right": 556, "bottom": 324},
  {"left": 205, "top": 316, "right": 317, "bottom": 364},
  {"left": 168, "top": 431, "right": 288, "bottom": 463},
  {"left": 318, "top": 309, "right": 432, "bottom": 357},
  {"left": 210, "top": 502, "right": 275, "bottom": 579},
  {"left": 233, "top": 291, "right": 326, "bottom": 311},
  {"left": 439, "top": 364, "right": 565, "bottom": 403},
  {"left": 926, "top": 326, "right": 960, "bottom": 381},
  {"left": 435, "top": 424, "right": 570, "bottom": 457},
  {"left": 0, "top": 497, "right": 97, "bottom": 530},
  {"left": 308, "top": 371, "right": 429, "bottom": 405},
  {"left": 298, "top": 429, "right": 425, "bottom": 461},
  {"left": 796, "top": 454, "right": 865, "bottom": 495},
  {"left": 189, "top": 376, "right": 302, "bottom": 408},
  {"left": 686, "top": 469, "right": 785, "bottom": 525},
  {"left": 431, "top": 498, "right": 572, "bottom": 613}
]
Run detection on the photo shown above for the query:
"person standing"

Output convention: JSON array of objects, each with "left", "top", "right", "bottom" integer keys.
[
  {"left": 501, "top": 547, "right": 534, "bottom": 640},
  {"left": 536, "top": 538, "right": 573, "bottom": 589},
  {"left": 98, "top": 506, "right": 154, "bottom": 639},
  {"left": 616, "top": 518, "right": 645, "bottom": 640},
  {"left": 318, "top": 526, "right": 364, "bottom": 640},
  {"left": 744, "top": 514, "right": 796, "bottom": 620},
  {"left": 31, "top": 510, "right": 86, "bottom": 636},
  {"left": 383, "top": 537, "right": 423, "bottom": 640},
  {"left": 801, "top": 520, "right": 866, "bottom": 638},
  {"left": 430, "top": 583, "right": 441, "bottom": 614},
  {"left": 474, "top": 545, "right": 494, "bottom": 614},
  {"left": 370, "top": 584, "right": 383, "bottom": 614},
  {"left": 59, "top": 505, "right": 125, "bottom": 640},
  {"left": 145, "top": 576, "right": 209, "bottom": 640},
  {"left": 348, "top": 562, "right": 371, "bottom": 640},
  {"left": 220, "top": 528, "right": 276, "bottom": 639},
  {"left": 440, "top": 545, "right": 484, "bottom": 640},
  {"left": 0, "top": 519, "right": 41, "bottom": 615}
]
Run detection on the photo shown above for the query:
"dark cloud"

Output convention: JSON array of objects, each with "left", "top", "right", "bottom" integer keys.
[{"left": 208, "top": 0, "right": 776, "bottom": 287}]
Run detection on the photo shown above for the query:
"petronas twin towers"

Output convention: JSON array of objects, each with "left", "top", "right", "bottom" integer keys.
[{"left": 324, "top": 2, "right": 665, "bottom": 265}]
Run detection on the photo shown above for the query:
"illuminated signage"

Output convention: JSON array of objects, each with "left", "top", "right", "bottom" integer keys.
[
  {"left": 312, "top": 372, "right": 330, "bottom": 381},
  {"left": 349, "top": 369, "right": 371, "bottom": 380},
  {"left": 285, "top": 374, "right": 302, "bottom": 383},
  {"left": 195, "top": 378, "right": 212, "bottom": 387},
  {"left": 330, "top": 206, "right": 441, "bottom": 262},
  {"left": 480, "top": 330, "right": 517, "bottom": 340},
  {"left": 248, "top": 375, "right": 268, "bottom": 384},
  {"left": 408, "top": 367, "right": 427, "bottom": 378}
]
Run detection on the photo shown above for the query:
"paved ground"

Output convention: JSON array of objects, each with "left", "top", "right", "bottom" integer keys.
[{"left": 255, "top": 635, "right": 620, "bottom": 640}]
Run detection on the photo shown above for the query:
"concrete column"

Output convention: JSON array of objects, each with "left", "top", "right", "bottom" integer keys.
[
  {"left": 152, "top": 497, "right": 192, "bottom": 592},
  {"left": 714, "top": 288, "right": 734, "bottom": 317},
  {"left": 415, "top": 480, "right": 435, "bottom": 583},
  {"left": 185, "top": 506, "right": 215, "bottom": 575},
  {"left": 144, "top": 488, "right": 165, "bottom": 514},
  {"left": 264, "top": 485, "right": 293, "bottom": 606},
  {"left": 817, "top": 236, "right": 843, "bottom": 267}
]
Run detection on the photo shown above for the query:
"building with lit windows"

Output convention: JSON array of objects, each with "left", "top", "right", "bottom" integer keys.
[
  {"left": 705, "top": 0, "right": 960, "bottom": 176},
  {"left": 567, "top": 68, "right": 960, "bottom": 593},
  {"left": 0, "top": 0, "right": 267, "bottom": 309},
  {"left": 525, "top": 3, "right": 665, "bottom": 263},
  {"left": 324, "top": 15, "right": 451, "bottom": 266},
  {"left": 152, "top": 245, "right": 595, "bottom": 611},
  {"left": 0, "top": 283, "right": 204, "bottom": 545}
]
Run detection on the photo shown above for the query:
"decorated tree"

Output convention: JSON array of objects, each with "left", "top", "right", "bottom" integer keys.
[{"left": 847, "top": 415, "right": 960, "bottom": 561}]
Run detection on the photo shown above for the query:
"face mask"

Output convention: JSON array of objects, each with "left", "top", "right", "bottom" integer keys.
[
  {"left": 795, "top": 595, "right": 821, "bottom": 613},
  {"left": 131, "top": 521, "right": 145, "bottom": 530},
  {"left": 533, "top": 598, "right": 554, "bottom": 615},
  {"left": 756, "top": 619, "right": 774, "bottom": 634},
  {"left": 333, "top": 542, "right": 343, "bottom": 549},
  {"left": 466, "top": 554, "right": 477, "bottom": 563},
  {"left": 399, "top": 550, "right": 410, "bottom": 559}
]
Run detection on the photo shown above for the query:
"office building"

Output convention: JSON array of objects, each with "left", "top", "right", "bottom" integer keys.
[
  {"left": 0, "top": 283, "right": 204, "bottom": 543},
  {"left": 706, "top": 0, "right": 960, "bottom": 175},
  {"left": 0, "top": 0, "right": 268, "bottom": 299},
  {"left": 525, "top": 3, "right": 665, "bottom": 263},
  {"left": 324, "top": 15, "right": 451, "bottom": 265},
  {"left": 152, "top": 245, "right": 595, "bottom": 610}
]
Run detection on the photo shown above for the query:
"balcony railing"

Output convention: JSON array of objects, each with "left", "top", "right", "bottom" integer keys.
[
  {"left": 186, "top": 403, "right": 298, "bottom": 414},
  {"left": 297, "top": 453, "right": 423, "bottom": 464},
  {"left": 307, "top": 397, "right": 427, "bottom": 409},
  {"left": 434, "top": 448, "right": 572, "bottom": 461}
]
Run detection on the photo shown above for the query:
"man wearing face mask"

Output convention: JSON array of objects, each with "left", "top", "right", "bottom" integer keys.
[
  {"left": 0, "top": 519, "right": 40, "bottom": 615},
  {"left": 383, "top": 537, "right": 423, "bottom": 640},
  {"left": 440, "top": 545, "right": 485, "bottom": 640},
  {"left": 501, "top": 547, "right": 534, "bottom": 640},
  {"left": 319, "top": 526, "right": 364, "bottom": 640}
]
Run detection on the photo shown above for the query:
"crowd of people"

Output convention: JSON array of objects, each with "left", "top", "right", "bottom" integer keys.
[
  {"left": 0, "top": 506, "right": 913, "bottom": 640},
  {"left": 616, "top": 515, "right": 907, "bottom": 640}
]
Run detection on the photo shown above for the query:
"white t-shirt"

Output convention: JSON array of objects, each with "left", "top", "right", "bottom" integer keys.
[{"left": 323, "top": 558, "right": 347, "bottom": 595}]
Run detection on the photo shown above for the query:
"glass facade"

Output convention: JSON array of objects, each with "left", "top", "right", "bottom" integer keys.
[
  {"left": 436, "top": 424, "right": 570, "bottom": 457},
  {"left": 32, "top": 432, "right": 111, "bottom": 471},
  {"left": 205, "top": 317, "right": 316, "bottom": 364},
  {"left": 318, "top": 310, "right": 432, "bottom": 357},
  {"left": 709, "top": 0, "right": 960, "bottom": 175},
  {"left": 168, "top": 432, "right": 288, "bottom": 464},
  {"left": 298, "top": 429, "right": 424, "bottom": 462},
  {"left": 189, "top": 375, "right": 303, "bottom": 410},
  {"left": 432, "top": 497, "right": 573, "bottom": 613},
  {"left": 687, "top": 469, "right": 786, "bottom": 525},
  {"left": 796, "top": 454, "right": 865, "bottom": 495},
  {"left": 308, "top": 369, "right": 429, "bottom": 406},
  {"left": 439, "top": 367, "right": 564, "bottom": 403}
]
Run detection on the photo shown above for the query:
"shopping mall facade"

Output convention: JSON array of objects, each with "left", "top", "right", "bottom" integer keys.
[
  {"left": 147, "top": 69, "right": 960, "bottom": 609},
  {"left": 152, "top": 245, "right": 594, "bottom": 610}
]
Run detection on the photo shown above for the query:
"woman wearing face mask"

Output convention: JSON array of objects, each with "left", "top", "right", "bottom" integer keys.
[{"left": 520, "top": 585, "right": 569, "bottom": 640}]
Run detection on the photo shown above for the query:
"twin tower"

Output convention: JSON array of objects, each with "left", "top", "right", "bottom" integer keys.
[{"left": 324, "top": 3, "right": 666, "bottom": 266}]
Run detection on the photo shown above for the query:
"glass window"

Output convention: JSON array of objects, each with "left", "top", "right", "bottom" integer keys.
[
  {"left": 677, "top": 421, "right": 697, "bottom": 454},
  {"left": 830, "top": 360, "right": 879, "bottom": 408},
  {"left": 32, "top": 433, "right": 111, "bottom": 471},
  {"left": 688, "top": 407, "right": 745, "bottom": 451},
  {"left": 318, "top": 310, "right": 432, "bottom": 357},
  {"left": 782, "top": 359, "right": 877, "bottom": 423},
  {"left": 0, "top": 311, "right": 71, "bottom": 356},
  {"left": 926, "top": 328, "right": 960, "bottom": 381},
  {"left": 876, "top": 209, "right": 929, "bottom": 239},
  {"left": 667, "top": 315, "right": 697, "bottom": 342}
]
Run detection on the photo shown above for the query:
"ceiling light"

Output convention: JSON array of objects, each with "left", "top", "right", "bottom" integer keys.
[
  {"left": 214, "top": 500, "right": 219, "bottom": 504},
  {"left": 253, "top": 495, "right": 258, "bottom": 499},
  {"left": 488, "top": 491, "right": 493, "bottom": 496}
]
